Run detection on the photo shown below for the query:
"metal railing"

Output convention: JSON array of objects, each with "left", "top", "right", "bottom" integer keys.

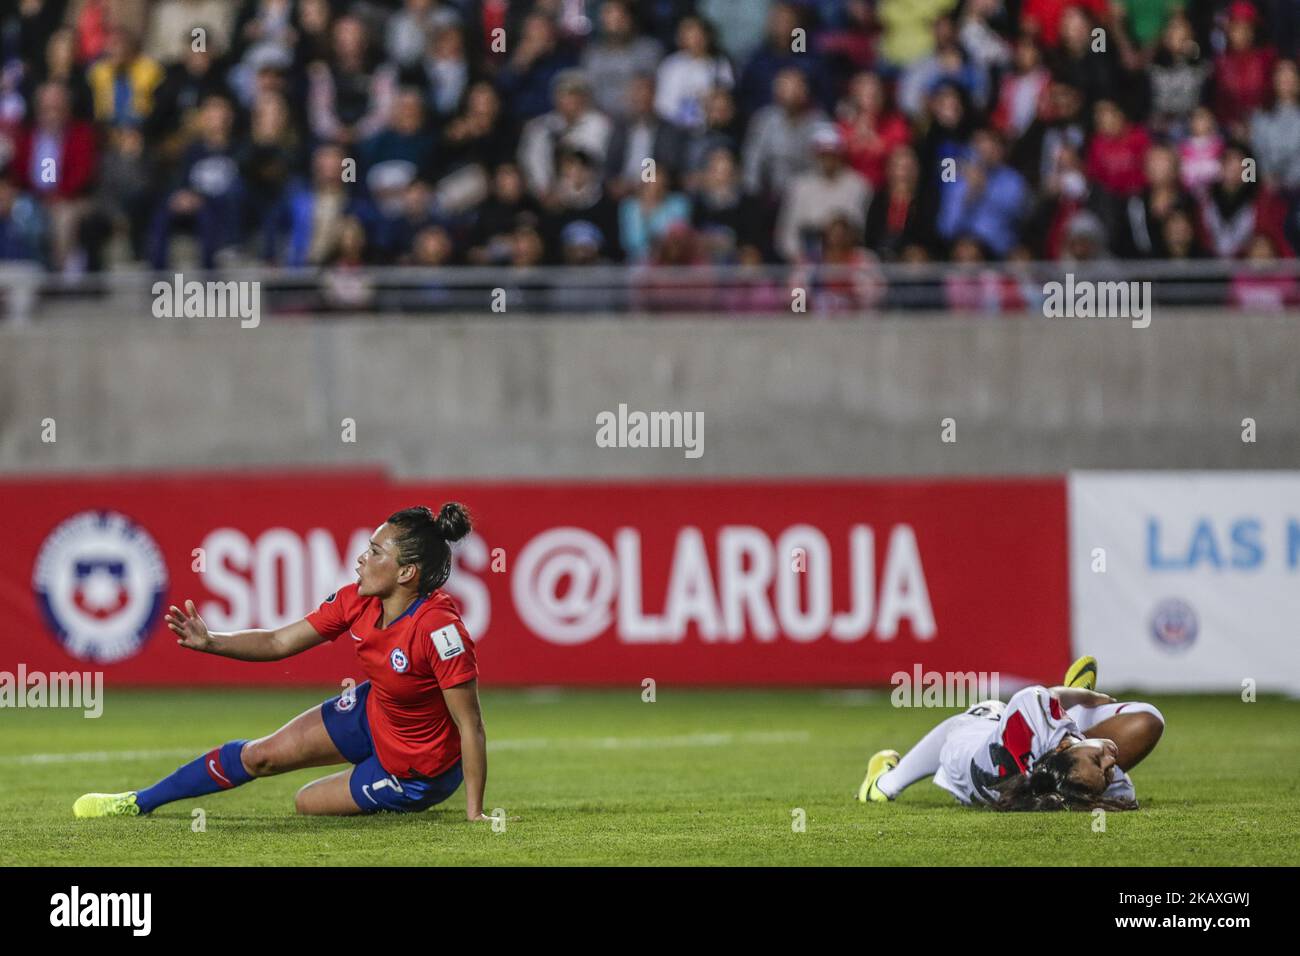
[{"left": 5, "top": 259, "right": 1300, "bottom": 323}]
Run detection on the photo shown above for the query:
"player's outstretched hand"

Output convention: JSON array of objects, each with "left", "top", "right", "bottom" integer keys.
[{"left": 166, "top": 600, "right": 213, "bottom": 652}]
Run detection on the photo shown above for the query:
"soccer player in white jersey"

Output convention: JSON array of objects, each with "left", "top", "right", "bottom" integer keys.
[{"left": 856, "top": 657, "right": 1165, "bottom": 811}]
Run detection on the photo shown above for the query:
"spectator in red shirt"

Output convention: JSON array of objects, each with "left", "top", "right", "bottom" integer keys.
[
  {"left": 837, "top": 71, "right": 912, "bottom": 191},
  {"left": 1212, "top": 1, "right": 1277, "bottom": 138},
  {"left": 1021, "top": 0, "right": 1110, "bottom": 49},
  {"left": 10, "top": 82, "right": 97, "bottom": 271},
  {"left": 1086, "top": 98, "right": 1151, "bottom": 199},
  {"left": 69, "top": 0, "right": 112, "bottom": 64}
]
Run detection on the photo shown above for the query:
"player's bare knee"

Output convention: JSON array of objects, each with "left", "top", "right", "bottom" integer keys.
[{"left": 241, "top": 740, "right": 280, "bottom": 777}]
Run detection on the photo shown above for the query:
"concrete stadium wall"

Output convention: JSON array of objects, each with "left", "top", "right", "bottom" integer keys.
[{"left": 3, "top": 311, "right": 1299, "bottom": 476}]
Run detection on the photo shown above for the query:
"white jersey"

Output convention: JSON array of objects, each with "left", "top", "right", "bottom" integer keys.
[{"left": 933, "top": 687, "right": 1135, "bottom": 805}]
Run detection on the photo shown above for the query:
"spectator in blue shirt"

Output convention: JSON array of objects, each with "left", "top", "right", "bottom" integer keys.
[
  {"left": 937, "top": 127, "right": 1028, "bottom": 258},
  {"left": 737, "top": 2, "right": 833, "bottom": 119},
  {"left": 148, "top": 93, "right": 247, "bottom": 267},
  {"left": 620, "top": 171, "right": 692, "bottom": 261},
  {"left": 496, "top": 12, "right": 578, "bottom": 123}
]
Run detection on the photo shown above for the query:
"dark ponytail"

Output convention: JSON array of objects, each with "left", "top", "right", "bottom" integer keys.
[
  {"left": 986, "top": 750, "right": 1138, "bottom": 812},
  {"left": 386, "top": 502, "right": 473, "bottom": 596}
]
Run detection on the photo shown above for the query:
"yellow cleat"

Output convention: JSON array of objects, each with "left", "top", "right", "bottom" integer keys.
[
  {"left": 1064, "top": 655, "right": 1098, "bottom": 690},
  {"left": 73, "top": 791, "right": 141, "bottom": 819},
  {"left": 856, "top": 749, "right": 900, "bottom": 803}
]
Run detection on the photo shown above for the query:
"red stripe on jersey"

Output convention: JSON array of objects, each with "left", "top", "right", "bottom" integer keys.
[
  {"left": 204, "top": 748, "right": 234, "bottom": 789},
  {"left": 1001, "top": 711, "right": 1035, "bottom": 774},
  {"left": 1049, "top": 696, "right": 1064, "bottom": 720}
]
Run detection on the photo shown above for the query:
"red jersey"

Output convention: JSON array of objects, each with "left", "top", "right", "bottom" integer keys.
[
  {"left": 1085, "top": 124, "right": 1152, "bottom": 199},
  {"left": 306, "top": 583, "right": 477, "bottom": 778}
]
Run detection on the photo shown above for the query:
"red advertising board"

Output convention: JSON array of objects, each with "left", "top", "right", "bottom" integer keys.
[{"left": 2, "top": 473, "right": 1069, "bottom": 686}]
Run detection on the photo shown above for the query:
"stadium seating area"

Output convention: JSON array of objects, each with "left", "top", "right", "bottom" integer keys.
[{"left": 2, "top": 0, "right": 1299, "bottom": 293}]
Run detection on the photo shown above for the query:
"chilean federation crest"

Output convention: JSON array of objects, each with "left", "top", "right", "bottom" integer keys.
[
  {"left": 1150, "top": 597, "right": 1198, "bottom": 652},
  {"left": 33, "top": 511, "right": 168, "bottom": 663}
]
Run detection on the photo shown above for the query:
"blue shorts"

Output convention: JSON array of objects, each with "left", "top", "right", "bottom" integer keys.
[{"left": 320, "top": 680, "right": 464, "bottom": 814}]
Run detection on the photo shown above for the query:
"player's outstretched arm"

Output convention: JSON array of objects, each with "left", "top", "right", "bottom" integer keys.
[
  {"left": 166, "top": 600, "right": 329, "bottom": 661},
  {"left": 444, "top": 679, "right": 490, "bottom": 822},
  {"left": 1047, "top": 686, "right": 1116, "bottom": 710}
]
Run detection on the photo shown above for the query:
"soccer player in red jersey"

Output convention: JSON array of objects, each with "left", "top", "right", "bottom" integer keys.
[{"left": 73, "top": 504, "right": 497, "bottom": 821}]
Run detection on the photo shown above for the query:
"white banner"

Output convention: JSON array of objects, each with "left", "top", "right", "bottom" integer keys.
[{"left": 1069, "top": 472, "right": 1300, "bottom": 694}]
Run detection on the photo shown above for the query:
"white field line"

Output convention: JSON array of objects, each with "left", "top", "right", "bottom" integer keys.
[
  {"left": 0, "top": 748, "right": 199, "bottom": 766},
  {"left": 490, "top": 730, "right": 809, "bottom": 751},
  {"left": 819, "top": 690, "right": 882, "bottom": 706},
  {"left": 0, "top": 730, "right": 810, "bottom": 766}
]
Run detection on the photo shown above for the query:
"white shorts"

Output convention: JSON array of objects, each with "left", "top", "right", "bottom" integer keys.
[{"left": 933, "top": 700, "right": 1006, "bottom": 805}]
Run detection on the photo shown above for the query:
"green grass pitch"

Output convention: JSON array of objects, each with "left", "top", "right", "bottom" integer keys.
[{"left": 2, "top": 688, "right": 1297, "bottom": 866}]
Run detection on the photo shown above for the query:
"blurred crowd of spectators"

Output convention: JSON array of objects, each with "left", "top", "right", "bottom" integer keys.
[{"left": 3, "top": 0, "right": 1300, "bottom": 305}]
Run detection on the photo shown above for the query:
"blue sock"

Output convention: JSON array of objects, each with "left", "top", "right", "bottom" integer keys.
[{"left": 135, "top": 740, "right": 254, "bottom": 814}]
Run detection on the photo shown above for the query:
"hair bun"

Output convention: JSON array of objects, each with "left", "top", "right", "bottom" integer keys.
[{"left": 435, "top": 502, "right": 472, "bottom": 542}]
